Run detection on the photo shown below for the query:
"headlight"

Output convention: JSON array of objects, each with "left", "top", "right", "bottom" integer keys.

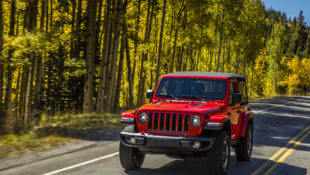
[
  {"left": 190, "top": 115, "right": 201, "bottom": 127},
  {"left": 138, "top": 112, "right": 148, "bottom": 124}
]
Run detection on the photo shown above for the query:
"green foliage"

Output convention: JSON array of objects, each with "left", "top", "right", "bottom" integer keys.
[
  {"left": 1, "top": 31, "right": 61, "bottom": 65},
  {"left": 64, "top": 58, "right": 86, "bottom": 77}
]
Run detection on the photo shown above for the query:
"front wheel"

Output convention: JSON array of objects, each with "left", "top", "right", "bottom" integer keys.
[
  {"left": 119, "top": 125, "right": 145, "bottom": 170},
  {"left": 119, "top": 142, "right": 145, "bottom": 170},
  {"left": 208, "top": 131, "right": 230, "bottom": 175},
  {"left": 235, "top": 123, "right": 253, "bottom": 161}
]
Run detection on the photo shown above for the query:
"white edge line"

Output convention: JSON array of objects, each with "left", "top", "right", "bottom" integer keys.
[{"left": 43, "top": 152, "right": 119, "bottom": 175}]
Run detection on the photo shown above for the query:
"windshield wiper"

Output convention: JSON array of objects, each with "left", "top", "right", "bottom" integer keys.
[
  {"left": 157, "top": 94, "right": 179, "bottom": 100},
  {"left": 179, "top": 95, "right": 206, "bottom": 102}
]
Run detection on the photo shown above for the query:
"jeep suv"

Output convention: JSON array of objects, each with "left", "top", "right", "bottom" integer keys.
[{"left": 119, "top": 72, "right": 253, "bottom": 175}]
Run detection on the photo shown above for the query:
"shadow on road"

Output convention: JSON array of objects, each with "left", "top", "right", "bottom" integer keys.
[
  {"left": 252, "top": 96, "right": 310, "bottom": 150},
  {"left": 123, "top": 156, "right": 307, "bottom": 175}
]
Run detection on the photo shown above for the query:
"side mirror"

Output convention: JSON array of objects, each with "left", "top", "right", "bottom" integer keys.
[
  {"left": 232, "top": 93, "right": 242, "bottom": 105},
  {"left": 146, "top": 90, "right": 154, "bottom": 99}
]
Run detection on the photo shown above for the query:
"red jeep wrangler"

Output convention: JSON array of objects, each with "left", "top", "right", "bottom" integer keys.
[{"left": 119, "top": 72, "right": 253, "bottom": 175}]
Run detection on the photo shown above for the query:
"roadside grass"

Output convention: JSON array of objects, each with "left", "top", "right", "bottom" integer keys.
[
  {"left": 0, "top": 133, "right": 69, "bottom": 159},
  {"left": 36, "top": 112, "right": 122, "bottom": 138},
  {"left": 0, "top": 112, "right": 122, "bottom": 159}
]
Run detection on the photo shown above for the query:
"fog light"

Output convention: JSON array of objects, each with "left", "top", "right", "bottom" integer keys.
[
  {"left": 190, "top": 115, "right": 201, "bottom": 127},
  {"left": 131, "top": 138, "right": 136, "bottom": 144},
  {"left": 193, "top": 141, "right": 201, "bottom": 148},
  {"left": 126, "top": 137, "right": 136, "bottom": 144}
]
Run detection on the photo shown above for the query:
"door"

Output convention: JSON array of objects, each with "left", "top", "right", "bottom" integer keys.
[
  {"left": 238, "top": 80, "right": 248, "bottom": 112},
  {"left": 228, "top": 80, "right": 243, "bottom": 140}
]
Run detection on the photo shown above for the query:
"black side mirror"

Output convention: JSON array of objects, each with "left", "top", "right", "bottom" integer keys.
[
  {"left": 146, "top": 90, "right": 154, "bottom": 99},
  {"left": 232, "top": 93, "right": 242, "bottom": 105}
]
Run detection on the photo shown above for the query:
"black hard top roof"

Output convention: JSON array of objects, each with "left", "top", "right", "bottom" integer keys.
[{"left": 165, "top": 71, "right": 245, "bottom": 80}]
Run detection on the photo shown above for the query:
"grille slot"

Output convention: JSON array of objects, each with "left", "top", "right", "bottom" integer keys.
[
  {"left": 172, "top": 114, "right": 177, "bottom": 131},
  {"left": 147, "top": 112, "right": 189, "bottom": 134},
  {"left": 148, "top": 113, "right": 153, "bottom": 129},
  {"left": 160, "top": 113, "right": 165, "bottom": 130},
  {"left": 166, "top": 114, "right": 171, "bottom": 131},
  {"left": 178, "top": 114, "right": 183, "bottom": 132},
  {"left": 184, "top": 114, "right": 189, "bottom": 131},
  {"left": 154, "top": 113, "right": 159, "bottom": 130}
]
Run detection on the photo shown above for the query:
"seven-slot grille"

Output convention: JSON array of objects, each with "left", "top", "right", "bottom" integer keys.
[{"left": 147, "top": 112, "right": 190, "bottom": 134}]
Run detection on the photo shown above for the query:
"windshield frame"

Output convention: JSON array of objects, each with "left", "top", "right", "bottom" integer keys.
[{"left": 154, "top": 77, "right": 228, "bottom": 101}]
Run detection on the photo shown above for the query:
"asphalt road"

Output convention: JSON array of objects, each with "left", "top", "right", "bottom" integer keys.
[{"left": 1, "top": 96, "right": 310, "bottom": 175}]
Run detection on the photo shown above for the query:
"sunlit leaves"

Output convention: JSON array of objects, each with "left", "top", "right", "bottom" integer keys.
[
  {"left": 1, "top": 31, "right": 60, "bottom": 65},
  {"left": 277, "top": 55, "right": 310, "bottom": 95},
  {"left": 252, "top": 49, "right": 267, "bottom": 97},
  {"left": 64, "top": 58, "right": 86, "bottom": 77}
]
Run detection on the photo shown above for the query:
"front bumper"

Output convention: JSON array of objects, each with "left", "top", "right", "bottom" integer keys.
[{"left": 120, "top": 131, "right": 215, "bottom": 152}]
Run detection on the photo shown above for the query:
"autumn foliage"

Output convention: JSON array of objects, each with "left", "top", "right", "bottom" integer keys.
[{"left": 0, "top": 0, "right": 309, "bottom": 133}]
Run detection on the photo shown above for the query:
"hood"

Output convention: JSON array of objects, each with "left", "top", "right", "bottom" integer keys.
[{"left": 138, "top": 100, "right": 226, "bottom": 115}]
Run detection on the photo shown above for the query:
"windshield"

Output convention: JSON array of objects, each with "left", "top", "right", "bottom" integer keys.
[{"left": 155, "top": 78, "right": 227, "bottom": 100}]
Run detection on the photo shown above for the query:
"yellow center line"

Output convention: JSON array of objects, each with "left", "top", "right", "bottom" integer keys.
[
  {"left": 263, "top": 130, "right": 310, "bottom": 175},
  {"left": 251, "top": 125, "right": 310, "bottom": 175}
]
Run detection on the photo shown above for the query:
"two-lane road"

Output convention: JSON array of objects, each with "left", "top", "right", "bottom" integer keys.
[{"left": 1, "top": 96, "right": 310, "bottom": 175}]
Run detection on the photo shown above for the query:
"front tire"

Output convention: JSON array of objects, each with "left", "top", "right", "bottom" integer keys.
[
  {"left": 119, "top": 125, "right": 145, "bottom": 170},
  {"left": 208, "top": 131, "right": 230, "bottom": 175},
  {"left": 235, "top": 123, "right": 253, "bottom": 161}
]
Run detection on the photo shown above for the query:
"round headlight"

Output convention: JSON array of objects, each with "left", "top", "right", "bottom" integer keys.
[
  {"left": 138, "top": 112, "right": 148, "bottom": 124},
  {"left": 190, "top": 115, "right": 201, "bottom": 127}
]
